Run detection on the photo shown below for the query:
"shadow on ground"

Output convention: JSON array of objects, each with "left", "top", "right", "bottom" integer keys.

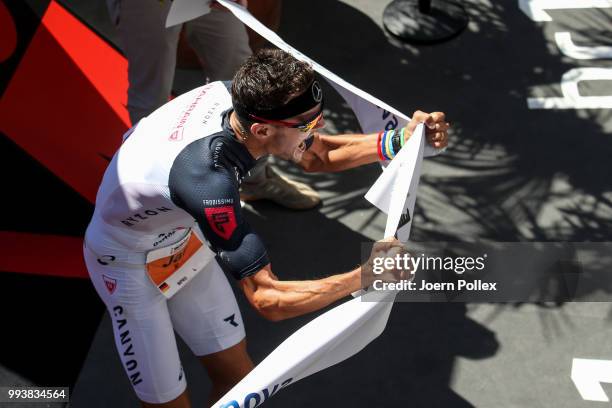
[{"left": 240, "top": 202, "right": 499, "bottom": 407}]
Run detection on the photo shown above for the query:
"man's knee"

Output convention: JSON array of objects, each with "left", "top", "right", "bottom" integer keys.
[
  {"left": 140, "top": 388, "right": 191, "bottom": 408},
  {"left": 199, "top": 339, "right": 254, "bottom": 386}
]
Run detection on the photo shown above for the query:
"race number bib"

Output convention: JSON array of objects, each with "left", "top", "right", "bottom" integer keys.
[{"left": 145, "top": 229, "right": 215, "bottom": 298}]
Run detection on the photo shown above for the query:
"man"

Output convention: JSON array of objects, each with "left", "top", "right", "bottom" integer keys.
[
  {"left": 107, "top": 0, "right": 319, "bottom": 210},
  {"left": 83, "top": 49, "right": 449, "bottom": 407}
]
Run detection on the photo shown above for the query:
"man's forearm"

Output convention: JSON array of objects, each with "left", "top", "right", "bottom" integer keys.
[
  {"left": 258, "top": 268, "right": 362, "bottom": 321},
  {"left": 316, "top": 133, "right": 380, "bottom": 172}
]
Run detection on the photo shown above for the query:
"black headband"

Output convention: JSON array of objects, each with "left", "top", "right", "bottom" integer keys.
[{"left": 233, "top": 80, "right": 324, "bottom": 121}]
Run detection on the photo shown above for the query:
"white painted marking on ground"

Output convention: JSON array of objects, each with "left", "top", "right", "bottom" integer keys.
[{"left": 571, "top": 358, "right": 612, "bottom": 402}]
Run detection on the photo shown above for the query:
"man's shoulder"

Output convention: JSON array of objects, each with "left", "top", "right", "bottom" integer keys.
[
  {"left": 168, "top": 134, "right": 242, "bottom": 211},
  {"left": 145, "top": 82, "right": 232, "bottom": 123},
  {"left": 169, "top": 133, "right": 238, "bottom": 185},
  {"left": 126, "top": 82, "right": 232, "bottom": 149}
]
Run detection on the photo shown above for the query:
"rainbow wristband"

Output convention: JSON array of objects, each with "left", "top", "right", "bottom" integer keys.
[
  {"left": 385, "top": 129, "right": 395, "bottom": 159},
  {"left": 381, "top": 131, "right": 390, "bottom": 160},
  {"left": 400, "top": 128, "right": 406, "bottom": 148},
  {"left": 377, "top": 132, "right": 385, "bottom": 161}
]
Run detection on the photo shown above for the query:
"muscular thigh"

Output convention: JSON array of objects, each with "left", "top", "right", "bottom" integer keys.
[{"left": 168, "top": 259, "right": 246, "bottom": 357}]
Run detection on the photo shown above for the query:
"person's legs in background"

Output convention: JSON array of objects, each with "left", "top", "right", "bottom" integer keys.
[
  {"left": 184, "top": 9, "right": 251, "bottom": 83},
  {"left": 246, "top": 0, "right": 283, "bottom": 51},
  {"left": 113, "top": 0, "right": 181, "bottom": 124}
]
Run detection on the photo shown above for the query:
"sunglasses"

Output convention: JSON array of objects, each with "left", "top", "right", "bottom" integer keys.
[{"left": 251, "top": 107, "right": 324, "bottom": 133}]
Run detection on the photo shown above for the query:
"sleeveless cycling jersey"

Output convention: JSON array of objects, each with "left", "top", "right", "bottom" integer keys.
[{"left": 85, "top": 81, "right": 269, "bottom": 280}]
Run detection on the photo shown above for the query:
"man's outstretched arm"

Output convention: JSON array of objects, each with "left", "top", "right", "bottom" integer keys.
[
  {"left": 239, "top": 238, "right": 407, "bottom": 321},
  {"left": 300, "top": 110, "right": 450, "bottom": 173},
  {"left": 239, "top": 264, "right": 362, "bottom": 321}
]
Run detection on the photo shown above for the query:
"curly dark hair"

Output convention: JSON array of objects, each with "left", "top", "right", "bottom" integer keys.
[{"left": 231, "top": 48, "right": 314, "bottom": 127}]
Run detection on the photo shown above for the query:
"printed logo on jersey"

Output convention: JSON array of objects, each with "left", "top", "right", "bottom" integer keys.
[
  {"left": 201, "top": 102, "right": 222, "bottom": 126},
  {"left": 97, "top": 255, "right": 116, "bottom": 266},
  {"left": 168, "top": 127, "right": 184, "bottom": 142},
  {"left": 204, "top": 205, "right": 237, "bottom": 240},
  {"left": 233, "top": 166, "right": 242, "bottom": 183},
  {"left": 202, "top": 198, "right": 234, "bottom": 206},
  {"left": 121, "top": 207, "right": 173, "bottom": 227},
  {"left": 103, "top": 275, "right": 117, "bottom": 294},
  {"left": 152, "top": 227, "right": 187, "bottom": 247},
  {"left": 168, "top": 85, "right": 219, "bottom": 141}
]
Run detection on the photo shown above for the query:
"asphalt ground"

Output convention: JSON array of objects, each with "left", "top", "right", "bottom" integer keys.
[{"left": 1, "top": 0, "right": 612, "bottom": 407}]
